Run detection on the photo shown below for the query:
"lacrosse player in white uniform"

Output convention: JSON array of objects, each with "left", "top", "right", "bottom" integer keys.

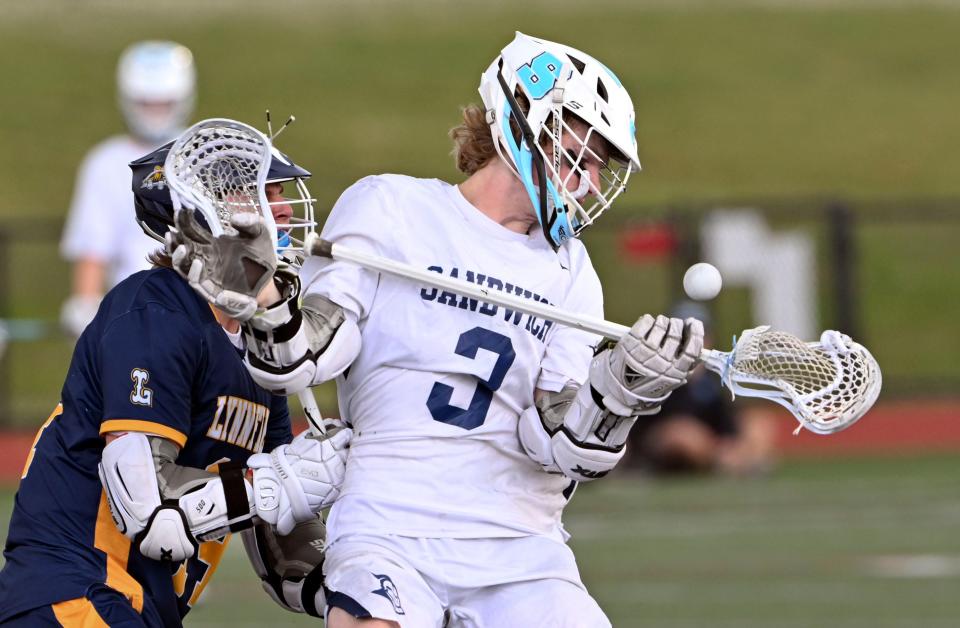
[
  {"left": 59, "top": 41, "right": 196, "bottom": 337},
  {"left": 170, "top": 33, "right": 703, "bottom": 627}
]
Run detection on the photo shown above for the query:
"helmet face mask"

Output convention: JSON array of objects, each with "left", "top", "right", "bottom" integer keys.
[
  {"left": 538, "top": 114, "right": 633, "bottom": 240},
  {"left": 480, "top": 32, "right": 641, "bottom": 249},
  {"left": 268, "top": 177, "right": 317, "bottom": 265},
  {"left": 130, "top": 139, "right": 315, "bottom": 265}
]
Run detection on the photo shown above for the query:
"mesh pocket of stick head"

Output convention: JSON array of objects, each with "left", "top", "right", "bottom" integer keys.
[
  {"left": 165, "top": 119, "right": 274, "bottom": 240},
  {"left": 708, "top": 326, "right": 882, "bottom": 435}
]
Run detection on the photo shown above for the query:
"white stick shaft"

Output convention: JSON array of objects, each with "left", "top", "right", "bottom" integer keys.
[
  {"left": 324, "top": 240, "right": 631, "bottom": 340},
  {"left": 306, "top": 236, "right": 720, "bottom": 363},
  {"left": 297, "top": 389, "right": 326, "bottom": 435}
]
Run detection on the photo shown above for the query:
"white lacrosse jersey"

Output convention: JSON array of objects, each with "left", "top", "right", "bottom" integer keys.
[
  {"left": 302, "top": 174, "right": 604, "bottom": 542},
  {"left": 60, "top": 135, "right": 165, "bottom": 287}
]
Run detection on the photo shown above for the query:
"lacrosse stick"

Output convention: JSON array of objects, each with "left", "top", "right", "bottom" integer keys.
[
  {"left": 304, "top": 235, "right": 882, "bottom": 435},
  {"left": 163, "top": 118, "right": 329, "bottom": 436},
  {"left": 164, "top": 118, "right": 279, "bottom": 247},
  {"left": 297, "top": 389, "right": 329, "bottom": 435}
]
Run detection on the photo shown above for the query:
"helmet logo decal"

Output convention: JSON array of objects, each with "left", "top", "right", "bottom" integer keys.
[
  {"left": 140, "top": 165, "right": 167, "bottom": 190},
  {"left": 517, "top": 52, "right": 564, "bottom": 100}
]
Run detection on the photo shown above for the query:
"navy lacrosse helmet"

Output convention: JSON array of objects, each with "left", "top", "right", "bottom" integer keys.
[{"left": 130, "top": 140, "right": 314, "bottom": 249}]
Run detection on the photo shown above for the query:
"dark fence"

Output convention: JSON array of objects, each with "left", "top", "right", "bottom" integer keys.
[{"left": 1, "top": 199, "right": 958, "bottom": 427}]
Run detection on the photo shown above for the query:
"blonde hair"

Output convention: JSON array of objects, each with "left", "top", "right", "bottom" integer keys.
[
  {"left": 450, "top": 91, "right": 541, "bottom": 175},
  {"left": 449, "top": 104, "right": 497, "bottom": 176}
]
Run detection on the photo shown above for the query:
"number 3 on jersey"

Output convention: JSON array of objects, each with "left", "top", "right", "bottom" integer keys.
[{"left": 427, "top": 327, "right": 516, "bottom": 430}]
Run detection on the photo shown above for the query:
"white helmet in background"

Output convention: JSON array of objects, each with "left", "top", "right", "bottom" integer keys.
[
  {"left": 117, "top": 41, "right": 196, "bottom": 145},
  {"left": 480, "top": 32, "right": 641, "bottom": 249}
]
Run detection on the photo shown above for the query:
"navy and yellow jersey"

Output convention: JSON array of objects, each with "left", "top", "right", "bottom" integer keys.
[{"left": 0, "top": 267, "right": 292, "bottom": 626}]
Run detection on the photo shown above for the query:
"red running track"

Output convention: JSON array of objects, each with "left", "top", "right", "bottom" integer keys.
[{"left": 0, "top": 401, "right": 957, "bottom": 484}]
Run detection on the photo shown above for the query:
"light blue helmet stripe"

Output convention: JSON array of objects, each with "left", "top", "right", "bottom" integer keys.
[
  {"left": 501, "top": 98, "right": 542, "bottom": 213},
  {"left": 500, "top": 96, "right": 573, "bottom": 246}
]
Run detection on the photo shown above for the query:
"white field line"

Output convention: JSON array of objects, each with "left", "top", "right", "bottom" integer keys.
[{"left": 862, "top": 554, "right": 960, "bottom": 578}]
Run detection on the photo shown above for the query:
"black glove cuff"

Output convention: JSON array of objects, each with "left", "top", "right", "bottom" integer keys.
[
  {"left": 218, "top": 460, "right": 253, "bottom": 533},
  {"left": 300, "top": 562, "right": 327, "bottom": 617}
]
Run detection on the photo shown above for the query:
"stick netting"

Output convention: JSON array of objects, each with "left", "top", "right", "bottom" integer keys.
[
  {"left": 708, "top": 326, "right": 882, "bottom": 435},
  {"left": 167, "top": 123, "right": 269, "bottom": 233}
]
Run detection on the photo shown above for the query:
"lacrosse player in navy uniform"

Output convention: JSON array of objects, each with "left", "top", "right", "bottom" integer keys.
[{"left": 0, "top": 133, "right": 347, "bottom": 627}]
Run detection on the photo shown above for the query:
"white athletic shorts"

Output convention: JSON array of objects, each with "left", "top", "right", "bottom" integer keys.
[{"left": 323, "top": 534, "right": 610, "bottom": 627}]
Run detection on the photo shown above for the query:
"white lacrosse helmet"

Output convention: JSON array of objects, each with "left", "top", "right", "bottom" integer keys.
[
  {"left": 480, "top": 32, "right": 641, "bottom": 249},
  {"left": 117, "top": 41, "right": 196, "bottom": 145}
]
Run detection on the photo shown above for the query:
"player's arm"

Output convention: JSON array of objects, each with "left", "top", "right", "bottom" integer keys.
[
  {"left": 59, "top": 148, "right": 114, "bottom": 337},
  {"left": 241, "top": 178, "right": 397, "bottom": 395},
  {"left": 98, "top": 426, "right": 350, "bottom": 563},
  {"left": 167, "top": 178, "right": 392, "bottom": 396},
  {"left": 519, "top": 314, "right": 703, "bottom": 482},
  {"left": 241, "top": 267, "right": 361, "bottom": 396},
  {"left": 60, "top": 258, "right": 108, "bottom": 337}
]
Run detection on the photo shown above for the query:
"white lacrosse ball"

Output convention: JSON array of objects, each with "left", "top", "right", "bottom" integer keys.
[{"left": 683, "top": 263, "right": 723, "bottom": 301}]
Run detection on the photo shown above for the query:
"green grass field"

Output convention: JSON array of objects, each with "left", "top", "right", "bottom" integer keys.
[
  {"left": 2, "top": 454, "right": 958, "bottom": 627},
  {"left": 1, "top": 1, "right": 959, "bottom": 426}
]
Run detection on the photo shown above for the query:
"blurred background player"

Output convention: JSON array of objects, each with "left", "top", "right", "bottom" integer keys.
[
  {"left": 627, "top": 300, "right": 778, "bottom": 476},
  {"left": 59, "top": 40, "right": 196, "bottom": 338}
]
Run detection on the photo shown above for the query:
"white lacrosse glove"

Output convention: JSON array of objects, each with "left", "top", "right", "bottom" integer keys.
[
  {"left": 594, "top": 314, "right": 704, "bottom": 416},
  {"left": 166, "top": 209, "right": 278, "bottom": 321},
  {"left": 60, "top": 294, "right": 102, "bottom": 338},
  {"left": 519, "top": 314, "right": 704, "bottom": 482},
  {"left": 247, "top": 426, "right": 351, "bottom": 535}
]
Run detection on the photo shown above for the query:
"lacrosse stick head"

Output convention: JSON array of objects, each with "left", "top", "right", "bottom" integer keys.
[
  {"left": 701, "top": 326, "right": 882, "bottom": 435},
  {"left": 164, "top": 118, "right": 278, "bottom": 248},
  {"left": 132, "top": 135, "right": 315, "bottom": 263}
]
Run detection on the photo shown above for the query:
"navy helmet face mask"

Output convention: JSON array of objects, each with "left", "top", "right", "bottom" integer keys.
[
  {"left": 130, "top": 140, "right": 315, "bottom": 262},
  {"left": 264, "top": 145, "right": 316, "bottom": 260}
]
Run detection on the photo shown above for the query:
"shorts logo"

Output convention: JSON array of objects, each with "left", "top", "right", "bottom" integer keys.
[
  {"left": 371, "top": 573, "right": 405, "bottom": 615},
  {"left": 130, "top": 368, "right": 154, "bottom": 407}
]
